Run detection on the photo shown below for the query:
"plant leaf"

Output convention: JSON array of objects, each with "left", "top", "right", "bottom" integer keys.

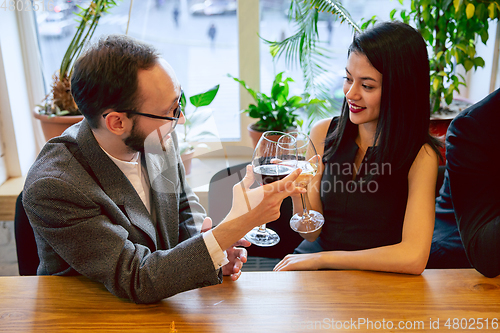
[
  {"left": 180, "top": 91, "right": 187, "bottom": 113},
  {"left": 466, "top": 3, "right": 475, "bottom": 19},
  {"left": 464, "top": 59, "right": 474, "bottom": 71},
  {"left": 228, "top": 74, "right": 258, "bottom": 101},
  {"left": 262, "top": 0, "right": 359, "bottom": 100},
  {"left": 473, "top": 56, "right": 485, "bottom": 68},
  {"left": 433, "top": 77, "right": 440, "bottom": 91},
  {"left": 488, "top": 2, "right": 496, "bottom": 19},
  {"left": 189, "top": 84, "right": 220, "bottom": 107}
]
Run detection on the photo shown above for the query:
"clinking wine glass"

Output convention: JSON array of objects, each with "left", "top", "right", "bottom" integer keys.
[
  {"left": 244, "top": 131, "right": 297, "bottom": 247},
  {"left": 289, "top": 132, "right": 325, "bottom": 234}
]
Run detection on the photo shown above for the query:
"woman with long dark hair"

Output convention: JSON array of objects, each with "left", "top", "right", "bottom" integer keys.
[{"left": 274, "top": 21, "right": 441, "bottom": 274}]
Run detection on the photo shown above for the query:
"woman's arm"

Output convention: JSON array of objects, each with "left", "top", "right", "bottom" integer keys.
[
  {"left": 275, "top": 144, "right": 438, "bottom": 275},
  {"left": 291, "top": 118, "right": 332, "bottom": 242}
]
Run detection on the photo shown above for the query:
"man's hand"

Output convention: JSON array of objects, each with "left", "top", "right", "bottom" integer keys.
[
  {"left": 226, "top": 165, "right": 304, "bottom": 223},
  {"left": 212, "top": 165, "right": 304, "bottom": 253},
  {"left": 222, "top": 238, "right": 251, "bottom": 281},
  {"left": 201, "top": 217, "right": 250, "bottom": 281}
]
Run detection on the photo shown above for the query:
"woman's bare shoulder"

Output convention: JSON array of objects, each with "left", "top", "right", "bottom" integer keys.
[
  {"left": 310, "top": 118, "right": 335, "bottom": 156},
  {"left": 408, "top": 143, "right": 439, "bottom": 182}
]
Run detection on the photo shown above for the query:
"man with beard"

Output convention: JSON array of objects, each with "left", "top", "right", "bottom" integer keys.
[{"left": 23, "top": 35, "right": 302, "bottom": 304}]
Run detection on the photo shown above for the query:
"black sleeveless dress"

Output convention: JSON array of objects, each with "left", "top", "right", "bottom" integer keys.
[{"left": 295, "top": 118, "right": 419, "bottom": 253}]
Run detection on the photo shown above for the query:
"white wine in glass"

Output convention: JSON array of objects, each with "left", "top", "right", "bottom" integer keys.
[{"left": 289, "top": 132, "right": 325, "bottom": 234}]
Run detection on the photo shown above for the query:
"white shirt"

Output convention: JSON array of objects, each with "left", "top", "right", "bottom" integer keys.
[{"left": 101, "top": 148, "right": 228, "bottom": 270}]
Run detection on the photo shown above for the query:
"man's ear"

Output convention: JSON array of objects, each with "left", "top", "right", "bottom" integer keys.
[{"left": 103, "top": 111, "right": 131, "bottom": 135}]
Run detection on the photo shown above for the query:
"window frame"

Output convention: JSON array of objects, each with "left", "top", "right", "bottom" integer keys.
[
  {"left": 0, "top": 9, "right": 44, "bottom": 182},
  {"left": 192, "top": 0, "right": 259, "bottom": 159}
]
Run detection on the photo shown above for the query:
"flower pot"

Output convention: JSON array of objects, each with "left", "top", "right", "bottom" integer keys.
[
  {"left": 247, "top": 124, "right": 264, "bottom": 148},
  {"left": 33, "top": 110, "right": 84, "bottom": 142},
  {"left": 247, "top": 124, "right": 297, "bottom": 148},
  {"left": 181, "top": 149, "right": 195, "bottom": 176}
]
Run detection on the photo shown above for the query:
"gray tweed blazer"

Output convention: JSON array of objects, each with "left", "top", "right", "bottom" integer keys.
[{"left": 23, "top": 120, "right": 221, "bottom": 304}]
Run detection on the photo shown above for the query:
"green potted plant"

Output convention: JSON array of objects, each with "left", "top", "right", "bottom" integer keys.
[
  {"left": 176, "top": 85, "right": 220, "bottom": 175},
  {"left": 386, "top": 0, "right": 499, "bottom": 114},
  {"left": 229, "top": 71, "right": 326, "bottom": 147},
  {"left": 382, "top": 0, "right": 500, "bottom": 163},
  {"left": 35, "top": 0, "right": 120, "bottom": 141}
]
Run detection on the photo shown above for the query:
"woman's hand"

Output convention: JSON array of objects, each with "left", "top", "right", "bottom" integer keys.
[{"left": 273, "top": 253, "right": 323, "bottom": 271}]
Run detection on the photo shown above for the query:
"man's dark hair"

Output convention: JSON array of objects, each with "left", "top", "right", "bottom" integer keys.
[{"left": 71, "top": 34, "right": 159, "bottom": 128}]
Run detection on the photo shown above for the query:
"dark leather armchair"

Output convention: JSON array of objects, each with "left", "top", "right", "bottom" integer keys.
[{"left": 14, "top": 192, "right": 39, "bottom": 276}]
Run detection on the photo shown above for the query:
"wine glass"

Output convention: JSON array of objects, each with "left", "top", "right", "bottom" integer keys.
[
  {"left": 289, "top": 132, "right": 325, "bottom": 234},
  {"left": 244, "top": 131, "right": 297, "bottom": 247}
]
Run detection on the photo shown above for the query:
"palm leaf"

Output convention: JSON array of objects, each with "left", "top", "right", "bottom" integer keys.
[
  {"left": 262, "top": 0, "right": 359, "bottom": 123},
  {"left": 311, "top": 0, "right": 361, "bottom": 33},
  {"left": 265, "top": 0, "right": 360, "bottom": 67}
]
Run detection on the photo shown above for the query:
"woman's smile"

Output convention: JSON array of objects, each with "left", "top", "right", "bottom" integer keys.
[{"left": 348, "top": 101, "right": 366, "bottom": 113}]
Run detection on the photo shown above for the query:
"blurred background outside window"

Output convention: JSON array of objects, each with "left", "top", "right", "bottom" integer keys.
[{"left": 34, "top": 0, "right": 408, "bottom": 142}]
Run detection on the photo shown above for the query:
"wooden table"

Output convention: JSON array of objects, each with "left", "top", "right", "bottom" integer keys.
[{"left": 1, "top": 269, "right": 499, "bottom": 332}]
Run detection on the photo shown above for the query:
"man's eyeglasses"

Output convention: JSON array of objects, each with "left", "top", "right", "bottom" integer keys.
[{"left": 102, "top": 91, "right": 183, "bottom": 129}]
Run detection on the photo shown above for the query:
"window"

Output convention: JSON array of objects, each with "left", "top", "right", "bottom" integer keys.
[
  {"left": 34, "top": 0, "right": 412, "bottom": 147},
  {"left": 35, "top": 0, "right": 240, "bottom": 142}
]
